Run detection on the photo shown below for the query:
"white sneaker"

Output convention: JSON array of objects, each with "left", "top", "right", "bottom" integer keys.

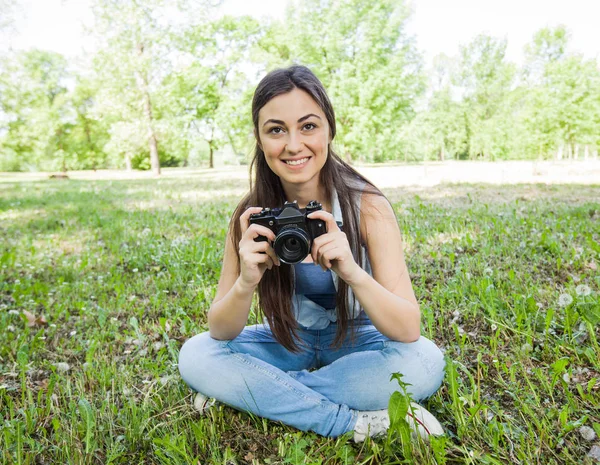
[
  {"left": 353, "top": 409, "right": 390, "bottom": 442},
  {"left": 193, "top": 392, "right": 216, "bottom": 415},
  {"left": 405, "top": 402, "right": 444, "bottom": 439},
  {"left": 353, "top": 402, "right": 444, "bottom": 443}
]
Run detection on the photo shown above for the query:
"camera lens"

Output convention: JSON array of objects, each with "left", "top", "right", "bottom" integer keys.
[{"left": 273, "top": 227, "right": 310, "bottom": 264}]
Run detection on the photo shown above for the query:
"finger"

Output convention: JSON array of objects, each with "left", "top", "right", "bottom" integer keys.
[
  {"left": 246, "top": 240, "right": 280, "bottom": 267},
  {"left": 244, "top": 224, "right": 277, "bottom": 243},
  {"left": 306, "top": 210, "right": 340, "bottom": 233},
  {"left": 256, "top": 253, "right": 274, "bottom": 270},
  {"left": 317, "top": 244, "right": 341, "bottom": 270},
  {"left": 240, "top": 207, "right": 264, "bottom": 234},
  {"left": 265, "top": 245, "right": 281, "bottom": 266},
  {"left": 311, "top": 233, "right": 337, "bottom": 262}
]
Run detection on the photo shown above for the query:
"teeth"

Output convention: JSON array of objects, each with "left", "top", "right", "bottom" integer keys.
[{"left": 285, "top": 157, "right": 309, "bottom": 166}]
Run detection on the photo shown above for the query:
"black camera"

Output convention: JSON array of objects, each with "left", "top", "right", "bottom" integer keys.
[{"left": 249, "top": 200, "right": 327, "bottom": 264}]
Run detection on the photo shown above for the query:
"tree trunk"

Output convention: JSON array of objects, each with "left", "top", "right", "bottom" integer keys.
[
  {"left": 84, "top": 120, "right": 97, "bottom": 171},
  {"left": 125, "top": 152, "right": 132, "bottom": 171},
  {"left": 584, "top": 145, "right": 590, "bottom": 160},
  {"left": 209, "top": 126, "right": 215, "bottom": 168},
  {"left": 136, "top": 42, "right": 160, "bottom": 176}
]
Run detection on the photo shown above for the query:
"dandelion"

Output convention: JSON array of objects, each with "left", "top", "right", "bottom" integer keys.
[
  {"left": 575, "top": 284, "right": 591, "bottom": 297},
  {"left": 69, "top": 330, "right": 77, "bottom": 337},
  {"left": 521, "top": 343, "right": 533, "bottom": 353},
  {"left": 54, "top": 362, "right": 70, "bottom": 373},
  {"left": 558, "top": 293, "right": 573, "bottom": 307},
  {"left": 171, "top": 236, "right": 189, "bottom": 248},
  {"left": 484, "top": 267, "right": 493, "bottom": 276}
]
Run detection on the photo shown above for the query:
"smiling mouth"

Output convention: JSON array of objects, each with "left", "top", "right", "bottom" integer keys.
[{"left": 283, "top": 157, "right": 310, "bottom": 166}]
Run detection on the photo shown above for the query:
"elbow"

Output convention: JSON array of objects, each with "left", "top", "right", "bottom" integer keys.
[
  {"left": 206, "top": 308, "right": 241, "bottom": 341},
  {"left": 403, "top": 327, "right": 421, "bottom": 343},
  {"left": 394, "top": 307, "right": 421, "bottom": 343}
]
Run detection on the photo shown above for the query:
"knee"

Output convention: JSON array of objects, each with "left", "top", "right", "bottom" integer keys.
[
  {"left": 385, "top": 336, "right": 446, "bottom": 400},
  {"left": 417, "top": 337, "right": 446, "bottom": 385},
  {"left": 178, "top": 331, "right": 223, "bottom": 389}
]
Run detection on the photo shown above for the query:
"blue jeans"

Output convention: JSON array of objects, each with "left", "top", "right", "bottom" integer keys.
[{"left": 178, "top": 320, "right": 445, "bottom": 438}]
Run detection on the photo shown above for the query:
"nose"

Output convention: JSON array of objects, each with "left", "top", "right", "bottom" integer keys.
[{"left": 286, "top": 131, "right": 303, "bottom": 154}]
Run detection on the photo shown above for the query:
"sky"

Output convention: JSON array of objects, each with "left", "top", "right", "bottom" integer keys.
[{"left": 2, "top": 0, "right": 599, "bottom": 68}]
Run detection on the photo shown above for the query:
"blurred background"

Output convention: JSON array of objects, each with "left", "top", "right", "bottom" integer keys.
[{"left": 0, "top": 0, "right": 598, "bottom": 175}]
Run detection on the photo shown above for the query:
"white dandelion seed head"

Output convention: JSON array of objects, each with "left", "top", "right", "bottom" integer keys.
[
  {"left": 171, "top": 236, "right": 189, "bottom": 248},
  {"left": 484, "top": 267, "right": 493, "bottom": 276},
  {"left": 558, "top": 293, "right": 573, "bottom": 307},
  {"left": 575, "top": 285, "right": 591, "bottom": 297},
  {"left": 521, "top": 343, "right": 533, "bottom": 353}
]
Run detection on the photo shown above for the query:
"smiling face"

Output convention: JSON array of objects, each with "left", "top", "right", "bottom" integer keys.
[{"left": 256, "top": 88, "right": 331, "bottom": 192}]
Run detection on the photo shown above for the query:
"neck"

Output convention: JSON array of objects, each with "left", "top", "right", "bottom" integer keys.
[{"left": 281, "top": 178, "right": 330, "bottom": 212}]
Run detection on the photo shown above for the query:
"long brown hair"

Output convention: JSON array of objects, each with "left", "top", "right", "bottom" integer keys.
[{"left": 229, "top": 65, "right": 385, "bottom": 352}]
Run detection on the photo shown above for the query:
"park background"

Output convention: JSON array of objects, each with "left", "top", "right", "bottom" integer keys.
[
  {"left": 0, "top": 0, "right": 599, "bottom": 173},
  {"left": 1, "top": 1, "right": 599, "bottom": 464}
]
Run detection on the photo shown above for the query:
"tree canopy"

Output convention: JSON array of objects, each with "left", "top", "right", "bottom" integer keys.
[{"left": 0, "top": 3, "right": 598, "bottom": 172}]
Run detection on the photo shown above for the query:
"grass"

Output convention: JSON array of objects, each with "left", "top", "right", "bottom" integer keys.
[{"left": 0, "top": 173, "right": 599, "bottom": 464}]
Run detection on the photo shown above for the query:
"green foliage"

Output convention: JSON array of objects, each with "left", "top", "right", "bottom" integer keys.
[
  {"left": 1, "top": 9, "right": 599, "bottom": 171},
  {"left": 411, "top": 26, "right": 600, "bottom": 161},
  {"left": 283, "top": 0, "right": 425, "bottom": 162}
]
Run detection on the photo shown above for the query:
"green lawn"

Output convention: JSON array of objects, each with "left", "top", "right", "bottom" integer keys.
[{"left": 1, "top": 175, "right": 599, "bottom": 464}]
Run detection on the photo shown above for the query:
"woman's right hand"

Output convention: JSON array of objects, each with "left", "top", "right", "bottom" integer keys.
[{"left": 238, "top": 207, "right": 281, "bottom": 289}]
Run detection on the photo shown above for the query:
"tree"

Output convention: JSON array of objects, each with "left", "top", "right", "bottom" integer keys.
[
  {"left": 90, "top": 0, "right": 215, "bottom": 174},
  {"left": 163, "top": 15, "right": 262, "bottom": 168},
  {"left": 521, "top": 26, "right": 600, "bottom": 159},
  {"left": 272, "top": 0, "right": 425, "bottom": 162},
  {"left": 66, "top": 76, "right": 112, "bottom": 170},
  {"left": 0, "top": 50, "right": 73, "bottom": 171},
  {"left": 454, "top": 34, "right": 516, "bottom": 160}
]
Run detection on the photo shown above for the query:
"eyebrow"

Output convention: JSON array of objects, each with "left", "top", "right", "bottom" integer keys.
[{"left": 262, "top": 113, "right": 322, "bottom": 127}]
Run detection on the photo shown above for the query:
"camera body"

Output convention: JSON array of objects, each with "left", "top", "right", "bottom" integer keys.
[{"left": 249, "top": 200, "right": 327, "bottom": 264}]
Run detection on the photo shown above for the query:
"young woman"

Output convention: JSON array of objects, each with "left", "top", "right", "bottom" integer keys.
[{"left": 178, "top": 65, "right": 446, "bottom": 442}]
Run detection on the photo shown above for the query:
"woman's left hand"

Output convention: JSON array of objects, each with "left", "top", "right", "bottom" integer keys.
[{"left": 307, "top": 210, "right": 363, "bottom": 283}]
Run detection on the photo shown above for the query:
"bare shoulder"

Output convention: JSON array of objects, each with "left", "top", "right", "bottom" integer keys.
[{"left": 359, "top": 190, "right": 398, "bottom": 244}]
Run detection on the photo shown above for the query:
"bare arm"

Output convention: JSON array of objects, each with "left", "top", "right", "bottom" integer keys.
[
  {"left": 208, "top": 207, "right": 279, "bottom": 340},
  {"left": 347, "top": 193, "right": 421, "bottom": 342},
  {"left": 207, "top": 237, "right": 256, "bottom": 340}
]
